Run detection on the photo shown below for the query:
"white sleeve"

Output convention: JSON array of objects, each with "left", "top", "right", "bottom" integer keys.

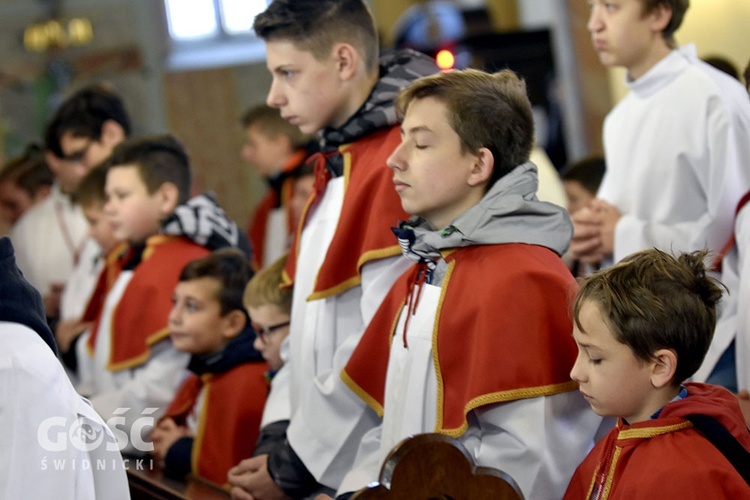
[
  {"left": 458, "top": 392, "right": 604, "bottom": 500},
  {"left": 336, "top": 424, "right": 384, "bottom": 496},
  {"left": 74, "top": 328, "right": 96, "bottom": 397},
  {"left": 287, "top": 255, "right": 412, "bottom": 490},
  {"left": 89, "top": 339, "right": 189, "bottom": 454},
  {"left": 731, "top": 206, "right": 750, "bottom": 391},
  {"left": 612, "top": 99, "right": 750, "bottom": 262},
  {"left": 260, "top": 361, "right": 291, "bottom": 428}
]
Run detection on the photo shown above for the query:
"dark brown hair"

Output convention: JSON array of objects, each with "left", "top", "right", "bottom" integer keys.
[
  {"left": 573, "top": 248, "right": 724, "bottom": 385},
  {"left": 253, "top": 0, "right": 379, "bottom": 72},
  {"left": 180, "top": 249, "right": 254, "bottom": 315},
  {"left": 396, "top": 68, "right": 534, "bottom": 188}
]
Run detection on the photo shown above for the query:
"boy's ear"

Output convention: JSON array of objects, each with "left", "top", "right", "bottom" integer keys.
[
  {"left": 100, "top": 120, "right": 126, "bottom": 149},
  {"left": 467, "top": 147, "right": 494, "bottom": 188},
  {"left": 332, "top": 43, "right": 359, "bottom": 81},
  {"left": 156, "top": 182, "right": 180, "bottom": 218},
  {"left": 650, "top": 348, "right": 678, "bottom": 388},
  {"left": 649, "top": 3, "right": 672, "bottom": 33},
  {"left": 221, "top": 310, "right": 247, "bottom": 339}
]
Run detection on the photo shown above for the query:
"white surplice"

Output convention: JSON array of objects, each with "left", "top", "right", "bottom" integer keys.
[
  {"left": 0, "top": 321, "right": 130, "bottom": 500},
  {"left": 285, "top": 176, "right": 411, "bottom": 489},
  {"left": 337, "top": 285, "right": 605, "bottom": 499}
]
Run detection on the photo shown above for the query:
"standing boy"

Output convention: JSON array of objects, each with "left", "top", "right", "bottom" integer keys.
[
  {"left": 337, "top": 69, "right": 603, "bottom": 499},
  {"left": 241, "top": 105, "right": 314, "bottom": 269},
  {"left": 565, "top": 249, "right": 750, "bottom": 498},
  {"left": 228, "top": 1, "right": 439, "bottom": 498},
  {"left": 87, "top": 135, "right": 248, "bottom": 449},
  {"left": 570, "top": 0, "right": 750, "bottom": 390},
  {"left": 570, "top": 0, "right": 750, "bottom": 266},
  {"left": 151, "top": 249, "right": 267, "bottom": 485}
]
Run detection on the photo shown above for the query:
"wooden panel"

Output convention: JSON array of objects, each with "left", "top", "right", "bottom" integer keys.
[{"left": 163, "top": 69, "right": 255, "bottom": 230}]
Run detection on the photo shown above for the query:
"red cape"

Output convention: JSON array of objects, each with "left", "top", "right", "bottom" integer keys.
[
  {"left": 163, "top": 361, "right": 269, "bottom": 485},
  {"left": 282, "top": 127, "right": 407, "bottom": 299},
  {"left": 87, "top": 235, "right": 210, "bottom": 370},
  {"left": 565, "top": 383, "right": 750, "bottom": 499},
  {"left": 343, "top": 243, "right": 579, "bottom": 436},
  {"left": 82, "top": 242, "right": 128, "bottom": 327},
  {"left": 247, "top": 149, "right": 308, "bottom": 270}
]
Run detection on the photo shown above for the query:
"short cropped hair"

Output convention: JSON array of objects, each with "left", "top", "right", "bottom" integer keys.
[
  {"left": 243, "top": 254, "right": 292, "bottom": 314},
  {"left": 179, "top": 248, "right": 254, "bottom": 315},
  {"left": 253, "top": 0, "right": 379, "bottom": 72},
  {"left": 573, "top": 248, "right": 724, "bottom": 386},
  {"left": 561, "top": 156, "right": 606, "bottom": 196},
  {"left": 241, "top": 104, "right": 309, "bottom": 149},
  {"left": 105, "top": 135, "right": 192, "bottom": 205},
  {"left": 45, "top": 84, "right": 131, "bottom": 158},
  {"left": 639, "top": 0, "right": 689, "bottom": 42},
  {"left": 396, "top": 68, "right": 534, "bottom": 188},
  {"left": 0, "top": 145, "right": 53, "bottom": 197},
  {"left": 74, "top": 165, "right": 108, "bottom": 208},
  {"left": 743, "top": 58, "right": 750, "bottom": 92}
]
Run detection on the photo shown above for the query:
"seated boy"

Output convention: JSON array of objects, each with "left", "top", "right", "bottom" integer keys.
[
  {"left": 565, "top": 249, "right": 750, "bottom": 498},
  {"left": 242, "top": 254, "right": 292, "bottom": 457},
  {"left": 151, "top": 249, "right": 268, "bottom": 485},
  {"left": 337, "top": 69, "right": 603, "bottom": 499},
  {"left": 86, "top": 135, "right": 249, "bottom": 451}
]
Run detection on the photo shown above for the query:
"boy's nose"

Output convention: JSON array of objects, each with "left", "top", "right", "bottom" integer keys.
[
  {"left": 386, "top": 144, "right": 405, "bottom": 171},
  {"left": 570, "top": 356, "right": 584, "bottom": 382},
  {"left": 167, "top": 307, "right": 180, "bottom": 326},
  {"left": 266, "top": 80, "right": 285, "bottom": 109},
  {"left": 587, "top": 6, "right": 603, "bottom": 33}
]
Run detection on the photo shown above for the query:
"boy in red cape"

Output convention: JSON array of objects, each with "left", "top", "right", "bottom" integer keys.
[
  {"left": 227, "top": 1, "right": 439, "bottom": 498},
  {"left": 565, "top": 248, "right": 750, "bottom": 499},
  {"left": 151, "top": 249, "right": 267, "bottom": 485},
  {"left": 86, "top": 135, "right": 250, "bottom": 452},
  {"left": 336, "top": 68, "right": 603, "bottom": 499}
]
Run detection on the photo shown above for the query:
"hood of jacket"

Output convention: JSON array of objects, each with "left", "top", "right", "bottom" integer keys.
[
  {"left": 187, "top": 320, "right": 263, "bottom": 375},
  {"left": 316, "top": 49, "right": 439, "bottom": 177},
  {"left": 161, "top": 192, "right": 253, "bottom": 258},
  {"left": 0, "top": 237, "right": 57, "bottom": 354},
  {"left": 661, "top": 382, "right": 750, "bottom": 449},
  {"left": 395, "top": 162, "right": 572, "bottom": 278}
]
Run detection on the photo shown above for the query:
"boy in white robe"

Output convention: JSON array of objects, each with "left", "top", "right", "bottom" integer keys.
[
  {"left": 570, "top": 0, "right": 750, "bottom": 393},
  {"left": 0, "top": 236, "right": 129, "bottom": 500}
]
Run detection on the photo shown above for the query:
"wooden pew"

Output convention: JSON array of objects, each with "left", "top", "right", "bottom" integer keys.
[
  {"left": 352, "top": 433, "right": 524, "bottom": 500},
  {"left": 127, "top": 464, "right": 230, "bottom": 500}
]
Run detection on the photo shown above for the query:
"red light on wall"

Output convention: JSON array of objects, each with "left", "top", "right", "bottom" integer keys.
[{"left": 436, "top": 49, "right": 455, "bottom": 70}]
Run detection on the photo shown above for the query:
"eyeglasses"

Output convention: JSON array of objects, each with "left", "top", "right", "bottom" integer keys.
[
  {"left": 252, "top": 321, "right": 290, "bottom": 343},
  {"left": 62, "top": 140, "right": 93, "bottom": 164}
]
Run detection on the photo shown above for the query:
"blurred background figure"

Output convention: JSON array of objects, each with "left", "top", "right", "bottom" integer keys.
[
  {"left": 561, "top": 156, "right": 606, "bottom": 216},
  {"left": 0, "top": 144, "right": 53, "bottom": 233},
  {"left": 240, "top": 104, "right": 316, "bottom": 269},
  {"left": 703, "top": 54, "right": 740, "bottom": 80}
]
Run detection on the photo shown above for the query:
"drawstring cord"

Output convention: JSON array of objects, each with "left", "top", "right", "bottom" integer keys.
[{"left": 402, "top": 262, "right": 433, "bottom": 348}]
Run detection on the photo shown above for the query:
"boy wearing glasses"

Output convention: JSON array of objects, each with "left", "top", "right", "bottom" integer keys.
[
  {"left": 335, "top": 69, "right": 603, "bottom": 499},
  {"left": 11, "top": 84, "right": 130, "bottom": 327},
  {"left": 241, "top": 254, "right": 293, "bottom": 457},
  {"left": 152, "top": 249, "right": 268, "bottom": 485}
]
